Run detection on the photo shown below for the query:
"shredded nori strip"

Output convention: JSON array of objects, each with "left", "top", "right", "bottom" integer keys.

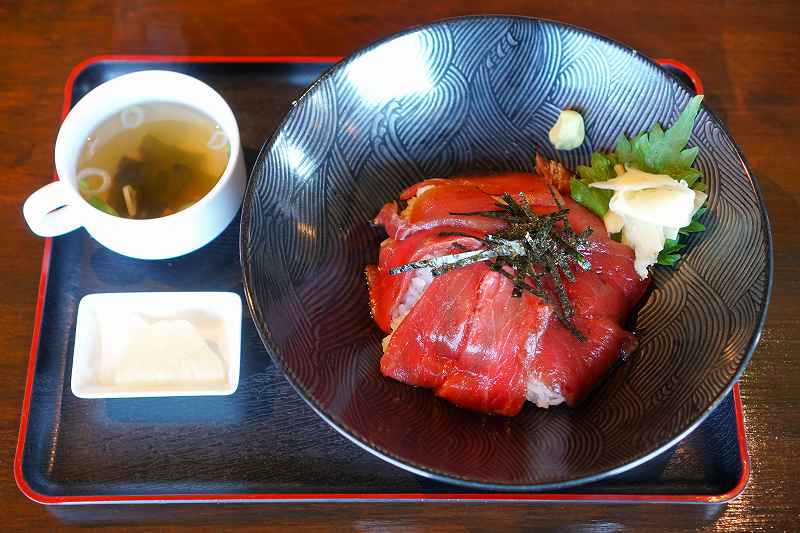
[{"left": 388, "top": 190, "right": 592, "bottom": 340}]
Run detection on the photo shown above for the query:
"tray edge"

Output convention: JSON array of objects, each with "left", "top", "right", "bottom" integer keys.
[{"left": 14, "top": 54, "right": 749, "bottom": 506}]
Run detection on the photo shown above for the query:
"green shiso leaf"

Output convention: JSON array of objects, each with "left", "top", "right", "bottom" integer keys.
[
  {"left": 615, "top": 95, "right": 704, "bottom": 176},
  {"left": 569, "top": 95, "right": 707, "bottom": 270},
  {"left": 569, "top": 177, "right": 613, "bottom": 218}
]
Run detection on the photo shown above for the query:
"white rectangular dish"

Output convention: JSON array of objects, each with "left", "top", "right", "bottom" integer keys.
[{"left": 71, "top": 291, "right": 241, "bottom": 398}]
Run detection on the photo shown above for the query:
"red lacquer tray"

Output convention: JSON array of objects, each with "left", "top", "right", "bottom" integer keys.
[{"left": 15, "top": 55, "right": 747, "bottom": 505}]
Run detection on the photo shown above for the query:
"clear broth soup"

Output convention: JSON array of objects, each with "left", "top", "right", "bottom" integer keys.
[{"left": 77, "top": 102, "right": 230, "bottom": 219}]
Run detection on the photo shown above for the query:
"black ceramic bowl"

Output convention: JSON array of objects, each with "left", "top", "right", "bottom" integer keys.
[{"left": 240, "top": 16, "right": 771, "bottom": 491}]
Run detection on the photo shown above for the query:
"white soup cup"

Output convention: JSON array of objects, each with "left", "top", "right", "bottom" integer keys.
[{"left": 22, "top": 70, "right": 246, "bottom": 260}]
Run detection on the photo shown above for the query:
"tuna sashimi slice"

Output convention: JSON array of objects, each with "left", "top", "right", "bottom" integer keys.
[
  {"left": 557, "top": 197, "right": 650, "bottom": 312},
  {"left": 381, "top": 264, "right": 485, "bottom": 390},
  {"left": 389, "top": 185, "right": 506, "bottom": 240},
  {"left": 367, "top": 227, "right": 483, "bottom": 333},
  {"left": 436, "top": 271, "right": 551, "bottom": 415},
  {"left": 381, "top": 264, "right": 551, "bottom": 416},
  {"left": 400, "top": 172, "right": 561, "bottom": 201},
  {"left": 379, "top": 174, "right": 561, "bottom": 240},
  {"left": 525, "top": 316, "right": 637, "bottom": 407}
]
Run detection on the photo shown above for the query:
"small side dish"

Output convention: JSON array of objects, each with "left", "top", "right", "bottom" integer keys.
[
  {"left": 366, "top": 97, "right": 707, "bottom": 416},
  {"left": 71, "top": 292, "right": 242, "bottom": 398}
]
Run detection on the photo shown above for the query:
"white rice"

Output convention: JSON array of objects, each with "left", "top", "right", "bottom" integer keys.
[
  {"left": 525, "top": 376, "right": 565, "bottom": 408},
  {"left": 390, "top": 267, "right": 434, "bottom": 330},
  {"left": 383, "top": 267, "right": 434, "bottom": 352}
]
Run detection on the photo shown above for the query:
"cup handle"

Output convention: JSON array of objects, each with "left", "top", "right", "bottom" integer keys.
[{"left": 22, "top": 181, "right": 82, "bottom": 237}]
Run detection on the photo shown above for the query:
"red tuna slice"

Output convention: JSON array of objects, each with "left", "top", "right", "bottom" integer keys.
[
  {"left": 582, "top": 239, "right": 650, "bottom": 316},
  {"left": 381, "top": 264, "right": 551, "bottom": 416},
  {"left": 385, "top": 174, "right": 560, "bottom": 240},
  {"left": 399, "top": 179, "right": 450, "bottom": 199},
  {"left": 558, "top": 198, "right": 649, "bottom": 312},
  {"left": 560, "top": 197, "right": 649, "bottom": 310},
  {"left": 526, "top": 316, "right": 637, "bottom": 407},
  {"left": 366, "top": 228, "right": 483, "bottom": 333},
  {"left": 560, "top": 265, "right": 628, "bottom": 323},
  {"left": 436, "top": 271, "right": 552, "bottom": 416},
  {"left": 400, "top": 185, "right": 507, "bottom": 240},
  {"left": 531, "top": 197, "right": 608, "bottom": 241},
  {"left": 372, "top": 194, "right": 502, "bottom": 241},
  {"left": 562, "top": 197, "right": 609, "bottom": 239},
  {"left": 549, "top": 243, "right": 647, "bottom": 323},
  {"left": 381, "top": 263, "right": 485, "bottom": 389},
  {"left": 400, "top": 172, "right": 559, "bottom": 203},
  {"left": 373, "top": 201, "right": 404, "bottom": 240}
]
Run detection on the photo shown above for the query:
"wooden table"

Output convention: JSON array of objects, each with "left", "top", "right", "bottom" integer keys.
[{"left": 2, "top": 1, "right": 797, "bottom": 531}]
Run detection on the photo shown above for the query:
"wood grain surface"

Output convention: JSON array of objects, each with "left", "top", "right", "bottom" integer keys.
[{"left": 1, "top": 1, "right": 797, "bottom": 531}]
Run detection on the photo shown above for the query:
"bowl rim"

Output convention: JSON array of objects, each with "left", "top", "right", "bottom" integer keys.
[{"left": 240, "top": 14, "right": 773, "bottom": 491}]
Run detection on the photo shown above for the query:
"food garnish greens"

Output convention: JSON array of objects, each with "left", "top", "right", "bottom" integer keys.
[
  {"left": 570, "top": 95, "right": 707, "bottom": 267},
  {"left": 389, "top": 191, "right": 592, "bottom": 340}
]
